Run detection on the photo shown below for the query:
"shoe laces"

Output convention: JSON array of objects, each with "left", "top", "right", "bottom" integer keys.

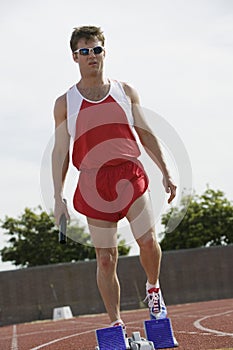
[{"left": 144, "top": 287, "right": 160, "bottom": 313}]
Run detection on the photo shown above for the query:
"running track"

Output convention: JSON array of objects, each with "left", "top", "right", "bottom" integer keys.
[{"left": 0, "top": 299, "right": 232, "bottom": 350}]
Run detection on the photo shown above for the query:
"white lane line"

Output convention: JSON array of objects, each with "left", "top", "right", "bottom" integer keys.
[
  {"left": 11, "top": 325, "right": 18, "bottom": 350},
  {"left": 177, "top": 330, "right": 229, "bottom": 336},
  {"left": 193, "top": 310, "right": 233, "bottom": 337},
  {"left": 29, "top": 328, "right": 97, "bottom": 350}
]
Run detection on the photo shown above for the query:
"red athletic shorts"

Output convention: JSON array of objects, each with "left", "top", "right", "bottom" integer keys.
[{"left": 73, "top": 159, "right": 149, "bottom": 222}]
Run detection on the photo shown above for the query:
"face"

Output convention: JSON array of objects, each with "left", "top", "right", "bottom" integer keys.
[{"left": 73, "top": 38, "right": 105, "bottom": 77}]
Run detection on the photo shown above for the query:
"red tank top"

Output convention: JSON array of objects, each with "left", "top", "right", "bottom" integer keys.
[{"left": 66, "top": 80, "right": 141, "bottom": 170}]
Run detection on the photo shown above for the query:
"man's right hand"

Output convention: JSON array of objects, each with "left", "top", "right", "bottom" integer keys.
[{"left": 54, "top": 197, "right": 70, "bottom": 226}]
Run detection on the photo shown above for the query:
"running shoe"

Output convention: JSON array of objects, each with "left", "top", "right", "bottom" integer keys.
[
  {"left": 144, "top": 287, "right": 167, "bottom": 320},
  {"left": 111, "top": 320, "right": 127, "bottom": 337}
]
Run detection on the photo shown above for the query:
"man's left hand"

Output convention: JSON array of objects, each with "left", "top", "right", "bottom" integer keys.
[{"left": 163, "top": 176, "right": 177, "bottom": 204}]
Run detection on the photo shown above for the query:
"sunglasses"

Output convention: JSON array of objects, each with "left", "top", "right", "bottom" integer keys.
[{"left": 73, "top": 46, "right": 104, "bottom": 56}]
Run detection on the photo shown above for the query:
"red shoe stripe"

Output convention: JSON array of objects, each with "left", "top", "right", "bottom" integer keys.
[{"left": 148, "top": 287, "right": 159, "bottom": 293}]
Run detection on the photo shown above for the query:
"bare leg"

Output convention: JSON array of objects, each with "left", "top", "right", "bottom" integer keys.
[
  {"left": 137, "top": 230, "right": 161, "bottom": 285},
  {"left": 126, "top": 191, "right": 161, "bottom": 285},
  {"left": 87, "top": 217, "right": 121, "bottom": 323},
  {"left": 96, "top": 247, "right": 121, "bottom": 323}
]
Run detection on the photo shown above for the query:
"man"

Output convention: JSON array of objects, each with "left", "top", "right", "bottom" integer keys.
[{"left": 52, "top": 26, "right": 177, "bottom": 329}]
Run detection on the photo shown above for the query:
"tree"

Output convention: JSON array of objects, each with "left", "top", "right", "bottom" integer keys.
[
  {"left": 159, "top": 187, "right": 233, "bottom": 250},
  {"left": 0, "top": 207, "right": 130, "bottom": 267}
]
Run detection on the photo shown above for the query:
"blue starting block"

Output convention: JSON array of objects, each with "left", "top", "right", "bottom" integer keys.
[
  {"left": 95, "top": 319, "right": 178, "bottom": 350},
  {"left": 144, "top": 318, "right": 178, "bottom": 349},
  {"left": 96, "top": 325, "right": 127, "bottom": 350}
]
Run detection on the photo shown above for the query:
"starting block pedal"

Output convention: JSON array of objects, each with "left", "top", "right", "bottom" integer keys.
[
  {"left": 144, "top": 318, "right": 178, "bottom": 349},
  {"left": 95, "top": 325, "right": 127, "bottom": 350}
]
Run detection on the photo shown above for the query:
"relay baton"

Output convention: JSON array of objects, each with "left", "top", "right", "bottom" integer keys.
[{"left": 59, "top": 199, "right": 67, "bottom": 244}]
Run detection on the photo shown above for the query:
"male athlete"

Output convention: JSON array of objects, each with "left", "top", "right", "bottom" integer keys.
[{"left": 52, "top": 26, "right": 177, "bottom": 329}]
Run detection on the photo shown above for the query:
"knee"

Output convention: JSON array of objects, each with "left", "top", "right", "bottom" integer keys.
[
  {"left": 96, "top": 248, "right": 118, "bottom": 273},
  {"left": 137, "top": 231, "right": 161, "bottom": 252}
]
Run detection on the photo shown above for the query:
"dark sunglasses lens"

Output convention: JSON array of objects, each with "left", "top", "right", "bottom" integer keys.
[
  {"left": 93, "top": 46, "right": 103, "bottom": 54},
  {"left": 79, "top": 48, "right": 89, "bottom": 55}
]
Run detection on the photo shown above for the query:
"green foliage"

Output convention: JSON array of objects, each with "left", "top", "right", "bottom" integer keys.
[
  {"left": 160, "top": 187, "right": 233, "bottom": 250},
  {"left": 0, "top": 207, "right": 130, "bottom": 267}
]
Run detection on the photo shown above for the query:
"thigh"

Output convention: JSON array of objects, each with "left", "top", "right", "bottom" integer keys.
[
  {"left": 87, "top": 217, "right": 118, "bottom": 248},
  {"left": 126, "top": 190, "right": 156, "bottom": 241}
]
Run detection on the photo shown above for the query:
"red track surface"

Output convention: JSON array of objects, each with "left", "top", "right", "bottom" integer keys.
[{"left": 1, "top": 299, "right": 232, "bottom": 350}]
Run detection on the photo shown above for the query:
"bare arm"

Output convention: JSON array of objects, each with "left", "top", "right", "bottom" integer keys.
[
  {"left": 123, "top": 83, "right": 177, "bottom": 204},
  {"left": 52, "top": 94, "right": 70, "bottom": 224}
]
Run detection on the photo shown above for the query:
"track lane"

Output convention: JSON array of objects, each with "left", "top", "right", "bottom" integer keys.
[{"left": 0, "top": 299, "right": 232, "bottom": 350}]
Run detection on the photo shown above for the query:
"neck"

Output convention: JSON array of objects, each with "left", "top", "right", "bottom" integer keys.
[{"left": 78, "top": 71, "right": 107, "bottom": 88}]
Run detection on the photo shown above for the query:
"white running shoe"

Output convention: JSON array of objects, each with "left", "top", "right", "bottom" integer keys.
[{"left": 144, "top": 287, "right": 167, "bottom": 320}]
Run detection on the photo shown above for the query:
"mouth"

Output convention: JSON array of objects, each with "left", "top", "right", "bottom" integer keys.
[{"left": 88, "top": 61, "right": 97, "bottom": 66}]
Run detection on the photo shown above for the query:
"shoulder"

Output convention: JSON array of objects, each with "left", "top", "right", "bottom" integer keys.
[
  {"left": 54, "top": 93, "right": 67, "bottom": 109},
  {"left": 120, "top": 81, "right": 140, "bottom": 104},
  {"left": 53, "top": 93, "right": 67, "bottom": 123}
]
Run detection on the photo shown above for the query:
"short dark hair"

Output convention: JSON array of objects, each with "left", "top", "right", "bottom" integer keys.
[{"left": 70, "top": 26, "right": 105, "bottom": 52}]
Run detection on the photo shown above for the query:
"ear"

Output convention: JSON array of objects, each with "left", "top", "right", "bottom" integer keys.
[{"left": 72, "top": 52, "right": 79, "bottom": 63}]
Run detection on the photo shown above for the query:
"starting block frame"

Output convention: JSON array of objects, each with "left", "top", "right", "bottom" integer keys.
[{"left": 95, "top": 318, "right": 178, "bottom": 350}]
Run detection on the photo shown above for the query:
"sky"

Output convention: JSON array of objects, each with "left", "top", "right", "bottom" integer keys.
[{"left": 0, "top": 0, "right": 232, "bottom": 270}]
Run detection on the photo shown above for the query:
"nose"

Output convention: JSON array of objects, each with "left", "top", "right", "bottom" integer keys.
[{"left": 89, "top": 48, "right": 96, "bottom": 56}]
